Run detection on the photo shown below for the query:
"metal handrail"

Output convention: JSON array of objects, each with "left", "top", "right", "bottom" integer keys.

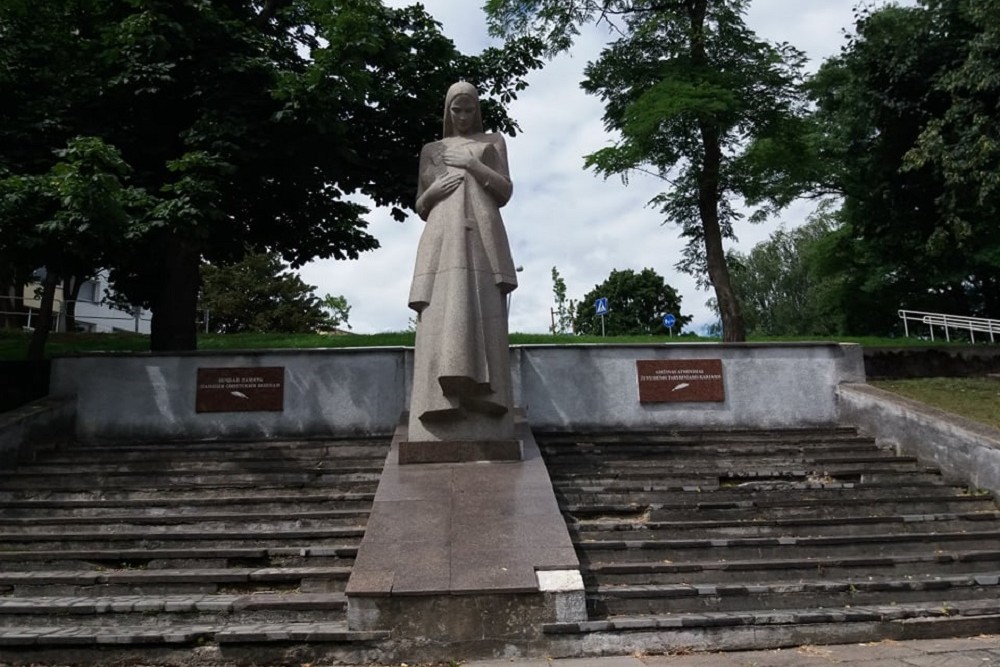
[{"left": 898, "top": 309, "right": 1000, "bottom": 343}]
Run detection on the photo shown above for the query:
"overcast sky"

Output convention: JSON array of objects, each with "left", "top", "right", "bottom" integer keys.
[{"left": 300, "top": 0, "right": 911, "bottom": 335}]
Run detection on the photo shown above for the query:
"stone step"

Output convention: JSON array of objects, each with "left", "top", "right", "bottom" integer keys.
[
  {"left": 590, "top": 572, "right": 1000, "bottom": 616},
  {"left": 0, "top": 510, "right": 369, "bottom": 532},
  {"left": 0, "top": 528, "right": 364, "bottom": 551},
  {"left": 550, "top": 464, "right": 940, "bottom": 483},
  {"left": 539, "top": 433, "right": 886, "bottom": 457},
  {"left": 27, "top": 442, "right": 388, "bottom": 463},
  {"left": 577, "top": 529, "right": 1000, "bottom": 562},
  {"left": 41, "top": 438, "right": 389, "bottom": 455},
  {"left": 12, "top": 460, "right": 385, "bottom": 474},
  {"left": 546, "top": 453, "right": 909, "bottom": 472},
  {"left": 0, "top": 621, "right": 387, "bottom": 648},
  {"left": 572, "top": 501, "right": 999, "bottom": 525},
  {"left": 0, "top": 470, "right": 382, "bottom": 490},
  {"left": 571, "top": 511, "right": 1000, "bottom": 539},
  {"left": 584, "top": 549, "right": 1000, "bottom": 585},
  {"left": 0, "top": 546, "right": 358, "bottom": 571},
  {"left": 0, "top": 493, "right": 375, "bottom": 514},
  {"left": 542, "top": 598, "right": 1000, "bottom": 649},
  {"left": 0, "top": 593, "right": 348, "bottom": 628},
  {"left": 557, "top": 484, "right": 973, "bottom": 509},
  {"left": 0, "top": 566, "right": 351, "bottom": 596},
  {"left": 555, "top": 473, "right": 949, "bottom": 494},
  {"left": 0, "top": 434, "right": 389, "bottom": 662},
  {"left": 541, "top": 427, "right": 1000, "bottom": 653},
  {"left": 0, "top": 482, "right": 378, "bottom": 502},
  {"left": 536, "top": 427, "right": 867, "bottom": 445},
  {"left": 653, "top": 498, "right": 996, "bottom": 519},
  {"left": 563, "top": 495, "right": 996, "bottom": 524}
]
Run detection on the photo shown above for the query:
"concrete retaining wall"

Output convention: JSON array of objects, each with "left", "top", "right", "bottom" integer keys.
[
  {"left": 0, "top": 397, "right": 75, "bottom": 472},
  {"left": 864, "top": 346, "right": 1000, "bottom": 379},
  {"left": 50, "top": 348, "right": 411, "bottom": 443},
  {"left": 516, "top": 343, "right": 865, "bottom": 432},
  {"left": 48, "top": 343, "right": 864, "bottom": 443},
  {"left": 838, "top": 383, "right": 1000, "bottom": 498}
]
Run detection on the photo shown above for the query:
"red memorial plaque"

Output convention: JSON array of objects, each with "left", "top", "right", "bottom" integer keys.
[
  {"left": 195, "top": 367, "right": 284, "bottom": 413},
  {"left": 636, "top": 359, "right": 725, "bottom": 403}
]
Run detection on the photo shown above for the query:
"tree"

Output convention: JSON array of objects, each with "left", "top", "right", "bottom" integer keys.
[
  {"left": 0, "top": 137, "right": 147, "bottom": 358},
  {"left": 1, "top": 1, "right": 542, "bottom": 352},
  {"left": 725, "top": 204, "right": 840, "bottom": 336},
  {"left": 199, "top": 252, "right": 342, "bottom": 334},
  {"left": 320, "top": 294, "right": 352, "bottom": 332},
  {"left": 549, "top": 266, "right": 575, "bottom": 333},
  {"left": 808, "top": 1, "right": 1000, "bottom": 332},
  {"left": 903, "top": 0, "right": 1000, "bottom": 318},
  {"left": 487, "top": 0, "right": 814, "bottom": 342},
  {"left": 572, "top": 268, "right": 690, "bottom": 336}
]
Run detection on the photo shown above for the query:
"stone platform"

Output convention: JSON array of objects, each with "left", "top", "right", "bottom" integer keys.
[{"left": 346, "top": 413, "right": 585, "bottom": 646}]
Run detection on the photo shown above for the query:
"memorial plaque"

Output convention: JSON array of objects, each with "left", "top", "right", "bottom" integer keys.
[
  {"left": 196, "top": 367, "right": 284, "bottom": 413},
  {"left": 636, "top": 359, "right": 725, "bottom": 403}
]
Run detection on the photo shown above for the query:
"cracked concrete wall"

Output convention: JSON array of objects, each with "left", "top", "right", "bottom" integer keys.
[{"left": 47, "top": 343, "right": 865, "bottom": 443}]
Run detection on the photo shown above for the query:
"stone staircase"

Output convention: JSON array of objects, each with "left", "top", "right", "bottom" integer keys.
[
  {"left": 0, "top": 437, "right": 391, "bottom": 665},
  {"left": 538, "top": 428, "right": 1000, "bottom": 653}
]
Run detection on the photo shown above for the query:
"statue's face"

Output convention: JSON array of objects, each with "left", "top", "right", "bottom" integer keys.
[{"left": 449, "top": 95, "right": 477, "bottom": 136}]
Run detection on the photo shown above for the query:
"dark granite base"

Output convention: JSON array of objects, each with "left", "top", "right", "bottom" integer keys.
[
  {"left": 398, "top": 438, "right": 523, "bottom": 464},
  {"left": 346, "top": 415, "right": 583, "bottom": 639}
]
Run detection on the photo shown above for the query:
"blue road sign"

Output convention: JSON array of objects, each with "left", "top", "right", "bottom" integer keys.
[
  {"left": 663, "top": 313, "right": 676, "bottom": 328},
  {"left": 595, "top": 297, "right": 609, "bottom": 316}
]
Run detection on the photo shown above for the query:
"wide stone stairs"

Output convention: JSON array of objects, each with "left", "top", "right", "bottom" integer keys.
[
  {"left": 0, "top": 437, "right": 391, "bottom": 663},
  {"left": 538, "top": 428, "right": 1000, "bottom": 651}
]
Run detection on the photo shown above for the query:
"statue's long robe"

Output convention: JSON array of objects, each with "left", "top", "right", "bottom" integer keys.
[{"left": 407, "top": 133, "right": 517, "bottom": 441}]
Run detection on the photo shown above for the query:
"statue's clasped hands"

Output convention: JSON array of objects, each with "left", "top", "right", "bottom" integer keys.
[
  {"left": 442, "top": 146, "right": 478, "bottom": 170},
  {"left": 427, "top": 147, "right": 482, "bottom": 202}
]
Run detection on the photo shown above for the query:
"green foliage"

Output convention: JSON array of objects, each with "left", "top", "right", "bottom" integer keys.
[
  {"left": 0, "top": 137, "right": 145, "bottom": 279},
  {"left": 572, "top": 268, "right": 691, "bottom": 336},
  {"left": 486, "top": 0, "right": 813, "bottom": 342},
  {"left": 0, "top": 0, "right": 543, "bottom": 351},
  {"left": 808, "top": 0, "right": 1000, "bottom": 332},
  {"left": 905, "top": 0, "right": 1000, "bottom": 215},
  {"left": 320, "top": 294, "right": 352, "bottom": 331},
  {"left": 726, "top": 203, "right": 842, "bottom": 336},
  {"left": 199, "top": 252, "right": 344, "bottom": 334},
  {"left": 0, "top": 136, "right": 150, "bottom": 358},
  {"left": 549, "top": 266, "right": 575, "bottom": 334}
]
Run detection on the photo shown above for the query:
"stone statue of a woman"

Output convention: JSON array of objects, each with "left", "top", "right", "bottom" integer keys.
[{"left": 404, "top": 81, "right": 519, "bottom": 456}]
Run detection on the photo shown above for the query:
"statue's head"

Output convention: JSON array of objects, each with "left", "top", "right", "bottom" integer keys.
[{"left": 443, "top": 81, "right": 483, "bottom": 138}]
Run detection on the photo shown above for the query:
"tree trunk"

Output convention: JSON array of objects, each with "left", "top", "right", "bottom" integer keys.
[
  {"left": 26, "top": 271, "right": 58, "bottom": 361},
  {"left": 689, "top": 0, "right": 745, "bottom": 342},
  {"left": 61, "top": 275, "right": 83, "bottom": 333},
  {"left": 149, "top": 237, "right": 200, "bottom": 351}
]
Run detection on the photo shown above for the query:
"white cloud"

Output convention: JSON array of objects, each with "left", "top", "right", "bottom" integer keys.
[{"left": 300, "top": 0, "right": 913, "bottom": 334}]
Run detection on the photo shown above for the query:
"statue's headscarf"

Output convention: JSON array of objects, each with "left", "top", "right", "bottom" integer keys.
[{"left": 442, "top": 81, "right": 483, "bottom": 138}]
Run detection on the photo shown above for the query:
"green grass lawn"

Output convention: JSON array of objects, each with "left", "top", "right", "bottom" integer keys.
[
  {"left": 0, "top": 328, "right": 968, "bottom": 360},
  {"left": 870, "top": 377, "right": 1000, "bottom": 430}
]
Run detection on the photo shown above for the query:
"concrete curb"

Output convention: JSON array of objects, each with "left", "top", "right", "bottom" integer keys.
[
  {"left": 0, "top": 396, "right": 74, "bottom": 473},
  {"left": 838, "top": 382, "right": 1000, "bottom": 498}
]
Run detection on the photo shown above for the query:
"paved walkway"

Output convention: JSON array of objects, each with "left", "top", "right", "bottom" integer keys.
[{"left": 464, "top": 636, "right": 1000, "bottom": 667}]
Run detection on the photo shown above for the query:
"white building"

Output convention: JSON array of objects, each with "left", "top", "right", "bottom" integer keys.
[{"left": 13, "top": 269, "right": 151, "bottom": 334}]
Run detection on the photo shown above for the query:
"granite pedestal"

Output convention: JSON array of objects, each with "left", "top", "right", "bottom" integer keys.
[{"left": 346, "top": 413, "right": 584, "bottom": 646}]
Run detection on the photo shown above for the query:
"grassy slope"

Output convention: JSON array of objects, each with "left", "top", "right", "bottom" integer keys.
[
  {"left": 0, "top": 329, "right": 956, "bottom": 359},
  {"left": 870, "top": 378, "right": 1000, "bottom": 430}
]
